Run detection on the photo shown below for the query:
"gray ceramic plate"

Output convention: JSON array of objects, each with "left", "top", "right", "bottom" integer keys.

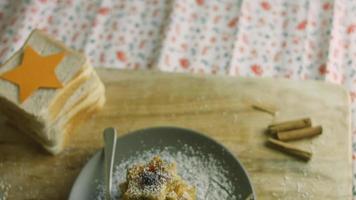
[{"left": 69, "top": 127, "right": 255, "bottom": 200}]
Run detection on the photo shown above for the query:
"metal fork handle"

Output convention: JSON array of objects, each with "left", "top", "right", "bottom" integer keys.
[{"left": 103, "top": 127, "right": 117, "bottom": 200}]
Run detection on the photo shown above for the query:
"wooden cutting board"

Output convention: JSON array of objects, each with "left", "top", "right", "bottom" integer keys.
[{"left": 0, "top": 69, "right": 352, "bottom": 200}]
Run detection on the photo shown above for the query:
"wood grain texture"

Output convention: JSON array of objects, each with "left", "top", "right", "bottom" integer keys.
[{"left": 0, "top": 69, "right": 352, "bottom": 200}]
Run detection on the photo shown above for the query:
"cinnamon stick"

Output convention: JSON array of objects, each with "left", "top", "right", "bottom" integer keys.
[
  {"left": 277, "top": 126, "right": 322, "bottom": 141},
  {"left": 268, "top": 118, "right": 312, "bottom": 134},
  {"left": 266, "top": 138, "right": 312, "bottom": 161},
  {"left": 251, "top": 103, "right": 277, "bottom": 116}
]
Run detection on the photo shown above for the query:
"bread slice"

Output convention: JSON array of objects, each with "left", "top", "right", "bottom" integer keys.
[
  {"left": 45, "top": 70, "right": 105, "bottom": 153},
  {"left": 0, "top": 29, "right": 105, "bottom": 154},
  {"left": 121, "top": 157, "right": 196, "bottom": 200}
]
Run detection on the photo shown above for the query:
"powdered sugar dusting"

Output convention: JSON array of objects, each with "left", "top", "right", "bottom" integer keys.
[
  {"left": 95, "top": 144, "right": 240, "bottom": 200},
  {"left": 0, "top": 179, "right": 10, "bottom": 200}
]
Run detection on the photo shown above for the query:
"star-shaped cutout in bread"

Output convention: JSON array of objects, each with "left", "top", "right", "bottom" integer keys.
[{"left": 0, "top": 46, "right": 65, "bottom": 103}]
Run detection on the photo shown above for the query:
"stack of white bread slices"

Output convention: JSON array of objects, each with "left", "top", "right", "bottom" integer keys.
[{"left": 0, "top": 29, "right": 105, "bottom": 154}]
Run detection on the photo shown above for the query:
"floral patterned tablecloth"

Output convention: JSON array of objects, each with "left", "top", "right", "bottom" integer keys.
[{"left": 0, "top": 0, "right": 355, "bottom": 198}]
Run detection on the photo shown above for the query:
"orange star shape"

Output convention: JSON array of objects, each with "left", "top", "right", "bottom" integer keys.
[{"left": 0, "top": 46, "right": 65, "bottom": 103}]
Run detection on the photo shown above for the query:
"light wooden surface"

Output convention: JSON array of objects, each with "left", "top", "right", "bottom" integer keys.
[{"left": 0, "top": 69, "right": 352, "bottom": 200}]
